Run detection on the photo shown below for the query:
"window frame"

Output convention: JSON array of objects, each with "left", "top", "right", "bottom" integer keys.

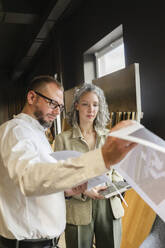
[{"left": 95, "top": 37, "right": 125, "bottom": 78}]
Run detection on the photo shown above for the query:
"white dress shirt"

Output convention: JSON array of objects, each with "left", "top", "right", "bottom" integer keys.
[{"left": 0, "top": 113, "right": 107, "bottom": 240}]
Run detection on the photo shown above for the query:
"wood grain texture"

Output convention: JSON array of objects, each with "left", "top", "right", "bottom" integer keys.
[{"left": 121, "top": 189, "right": 156, "bottom": 248}]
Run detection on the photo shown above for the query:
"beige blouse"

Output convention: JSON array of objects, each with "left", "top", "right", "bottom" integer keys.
[{"left": 55, "top": 125, "right": 124, "bottom": 225}]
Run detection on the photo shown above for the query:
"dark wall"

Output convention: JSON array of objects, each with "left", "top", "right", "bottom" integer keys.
[
  {"left": 0, "top": 71, "right": 10, "bottom": 105},
  {"left": 123, "top": 6, "right": 165, "bottom": 138},
  {"left": 58, "top": 2, "right": 165, "bottom": 139},
  {"left": 20, "top": 26, "right": 63, "bottom": 88},
  {"left": 19, "top": 1, "right": 165, "bottom": 139},
  {"left": 0, "top": 71, "right": 16, "bottom": 123}
]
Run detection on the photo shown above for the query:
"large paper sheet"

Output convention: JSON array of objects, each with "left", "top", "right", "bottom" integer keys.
[
  {"left": 51, "top": 150, "right": 82, "bottom": 161},
  {"left": 109, "top": 121, "right": 165, "bottom": 222}
]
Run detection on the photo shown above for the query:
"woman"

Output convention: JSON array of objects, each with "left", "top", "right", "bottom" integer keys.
[{"left": 55, "top": 83, "right": 124, "bottom": 248}]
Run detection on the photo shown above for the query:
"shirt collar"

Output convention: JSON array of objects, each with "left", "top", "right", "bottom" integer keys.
[
  {"left": 14, "top": 113, "right": 46, "bottom": 132},
  {"left": 72, "top": 124, "right": 83, "bottom": 138}
]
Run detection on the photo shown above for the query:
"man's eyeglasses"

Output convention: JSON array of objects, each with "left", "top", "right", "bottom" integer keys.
[{"left": 34, "top": 91, "right": 64, "bottom": 112}]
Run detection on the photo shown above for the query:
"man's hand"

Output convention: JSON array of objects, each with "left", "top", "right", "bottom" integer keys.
[
  {"left": 102, "top": 120, "right": 137, "bottom": 169},
  {"left": 84, "top": 185, "right": 107, "bottom": 199},
  {"left": 65, "top": 182, "right": 87, "bottom": 197}
]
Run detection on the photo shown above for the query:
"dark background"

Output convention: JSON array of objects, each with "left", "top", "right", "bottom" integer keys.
[{"left": 0, "top": 0, "right": 165, "bottom": 138}]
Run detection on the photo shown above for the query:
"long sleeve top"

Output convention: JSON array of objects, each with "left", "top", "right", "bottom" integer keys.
[
  {"left": 55, "top": 125, "right": 124, "bottom": 225},
  {"left": 0, "top": 113, "right": 107, "bottom": 240}
]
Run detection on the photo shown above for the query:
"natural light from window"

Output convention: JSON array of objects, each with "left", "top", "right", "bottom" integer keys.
[{"left": 96, "top": 40, "right": 125, "bottom": 78}]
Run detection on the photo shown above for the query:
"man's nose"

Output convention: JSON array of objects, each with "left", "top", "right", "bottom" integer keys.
[{"left": 52, "top": 106, "right": 61, "bottom": 115}]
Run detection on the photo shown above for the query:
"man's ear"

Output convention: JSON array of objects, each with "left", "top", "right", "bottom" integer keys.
[{"left": 27, "top": 91, "right": 36, "bottom": 105}]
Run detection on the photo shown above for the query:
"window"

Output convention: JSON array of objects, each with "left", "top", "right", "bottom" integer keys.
[
  {"left": 95, "top": 37, "right": 125, "bottom": 78},
  {"left": 84, "top": 25, "right": 125, "bottom": 83}
]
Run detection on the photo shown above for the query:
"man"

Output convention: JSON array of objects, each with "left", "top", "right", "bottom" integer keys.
[{"left": 0, "top": 75, "right": 136, "bottom": 248}]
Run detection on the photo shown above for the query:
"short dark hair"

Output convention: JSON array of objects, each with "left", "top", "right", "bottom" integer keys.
[{"left": 27, "top": 75, "right": 63, "bottom": 93}]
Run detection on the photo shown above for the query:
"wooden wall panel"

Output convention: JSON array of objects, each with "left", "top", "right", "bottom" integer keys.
[{"left": 121, "top": 189, "right": 156, "bottom": 248}]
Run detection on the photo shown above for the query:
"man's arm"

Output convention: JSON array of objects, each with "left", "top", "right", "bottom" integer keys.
[{"left": 1, "top": 120, "right": 136, "bottom": 197}]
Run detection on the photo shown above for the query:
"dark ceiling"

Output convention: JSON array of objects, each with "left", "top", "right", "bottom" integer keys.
[{"left": 0, "top": 0, "right": 82, "bottom": 81}]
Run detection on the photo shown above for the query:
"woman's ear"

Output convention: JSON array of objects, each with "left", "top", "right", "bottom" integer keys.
[{"left": 75, "top": 102, "right": 79, "bottom": 111}]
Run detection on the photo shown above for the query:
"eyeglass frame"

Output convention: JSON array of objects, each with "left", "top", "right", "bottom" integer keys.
[{"left": 34, "top": 91, "right": 64, "bottom": 112}]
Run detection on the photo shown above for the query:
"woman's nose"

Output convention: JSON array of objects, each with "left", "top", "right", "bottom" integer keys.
[{"left": 88, "top": 104, "right": 93, "bottom": 111}]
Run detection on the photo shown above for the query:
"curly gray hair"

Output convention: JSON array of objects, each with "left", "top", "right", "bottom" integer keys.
[{"left": 67, "top": 83, "right": 110, "bottom": 129}]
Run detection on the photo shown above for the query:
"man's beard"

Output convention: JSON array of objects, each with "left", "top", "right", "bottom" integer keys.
[{"left": 34, "top": 110, "right": 53, "bottom": 128}]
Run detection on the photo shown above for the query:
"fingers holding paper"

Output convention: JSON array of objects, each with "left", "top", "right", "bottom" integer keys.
[
  {"left": 102, "top": 120, "right": 137, "bottom": 169},
  {"left": 84, "top": 185, "right": 107, "bottom": 200},
  {"left": 110, "top": 119, "right": 135, "bottom": 132},
  {"left": 65, "top": 182, "right": 87, "bottom": 197}
]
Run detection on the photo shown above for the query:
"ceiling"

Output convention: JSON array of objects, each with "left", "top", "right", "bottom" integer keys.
[{"left": 0, "top": 0, "right": 82, "bottom": 81}]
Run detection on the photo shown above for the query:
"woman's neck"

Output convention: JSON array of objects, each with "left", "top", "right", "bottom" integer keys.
[
  {"left": 79, "top": 122, "right": 94, "bottom": 135},
  {"left": 79, "top": 121, "right": 96, "bottom": 150}
]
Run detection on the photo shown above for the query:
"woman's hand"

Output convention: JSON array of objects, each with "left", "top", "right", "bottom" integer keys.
[
  {"left": 65, "top": 182, "right": 87, "bottom": 197},
  {"left": 84, "top": 185, "right": 107, "bottom": 199}
]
